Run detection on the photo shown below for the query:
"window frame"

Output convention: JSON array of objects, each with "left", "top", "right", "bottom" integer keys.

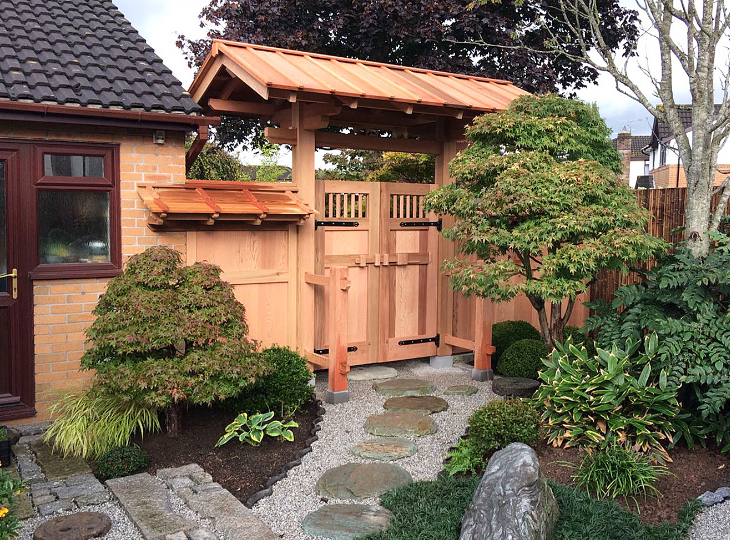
[{"left": 29, "top": 143, "right": 121, "bottom": 280}]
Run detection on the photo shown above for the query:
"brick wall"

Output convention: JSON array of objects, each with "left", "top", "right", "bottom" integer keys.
[
  {"left": 0, "top": 122, "right": 190, "bottom": 421},
  {"left": 652, "top": 164, "right": 730, "bottom": 188}
]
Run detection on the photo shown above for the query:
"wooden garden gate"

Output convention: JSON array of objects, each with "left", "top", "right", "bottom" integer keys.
[{"left": 314, "top": 180, "right": 439, "bottom": 366}]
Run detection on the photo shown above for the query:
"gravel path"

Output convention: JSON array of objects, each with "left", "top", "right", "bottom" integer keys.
[
  {"left": 251, "top": 358, "right": 496, "bottom": 540},
  {"left": 689, "top": 501, "right": 730, "bottom": 540}
]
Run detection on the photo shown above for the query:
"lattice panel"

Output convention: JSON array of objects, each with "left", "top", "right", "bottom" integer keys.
[
  {"left": 389, "top": 193, "right": 425, "bottom": 219},
  {"left": 324, "top": 192, "right": 368, "bottom": 219}
]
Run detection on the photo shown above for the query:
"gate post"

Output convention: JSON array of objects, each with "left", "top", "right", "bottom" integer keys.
[
  {"left": 326, "top": 266, "right": 351, "bottom": 404},
  {"left": 473, "top": 296, "right": 495, "bottom": 381}
]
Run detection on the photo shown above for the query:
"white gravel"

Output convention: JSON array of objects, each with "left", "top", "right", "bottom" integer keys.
[
  {"left": 251, "top": 358, "right": 497, "bottom": 540},
  {"left": 689, "top": 501, "right": 730, "bottom": 540}
]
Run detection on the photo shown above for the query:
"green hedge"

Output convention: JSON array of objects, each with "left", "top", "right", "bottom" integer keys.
[
  {"left": 497, "top": 338, "right": 548, "bottom": 379},
  {"left": 492, "top": 320, "right": 541, "bottom": 359}
]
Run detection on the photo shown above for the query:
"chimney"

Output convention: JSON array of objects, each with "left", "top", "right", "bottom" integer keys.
[{"left": 616, "top": 127, "right": 632, "bottom": 184}]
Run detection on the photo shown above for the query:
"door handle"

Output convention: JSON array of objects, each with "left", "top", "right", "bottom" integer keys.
[{"left": 0, "top": 269, "right": 17, "bottom": 299}]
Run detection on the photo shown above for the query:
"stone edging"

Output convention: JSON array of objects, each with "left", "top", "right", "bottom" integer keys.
[{"left": 245, "top": 398, "right": 326, "bottom": 508}]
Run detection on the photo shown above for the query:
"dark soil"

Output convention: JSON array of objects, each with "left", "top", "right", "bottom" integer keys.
[
  {"left": 134, "top": 400, "right": 320, "bottom": 504},
  {"left": 537, "top": 442, "right": 730, "bottom": 525}
]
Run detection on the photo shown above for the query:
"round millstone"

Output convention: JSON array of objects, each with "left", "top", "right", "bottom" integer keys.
[
  {"left": 348, "top": 366, "right": 398, "bottom": 381},
  {"left": 492, "top": 377, "right": 540, "bottom": 398},
  {"left": 34, "top": 512, "right": 112, "bottom": 540},
  {"left": 315, "top": 462, "right": 413, "bottom": 499},
  {"left": 383, "top": 395, "right": 448, "bottom": 415},
  {"left": 444, "top": 385, "right": 479, "bottom": 396},
  {"left": 373, "top": 378, "right": 436, "bottom": 397},
  {"left": 302, "top": 504, "right": 393, "bottom": 540},
  {"left": 350, "top": 437, "right": 417, "bottom": 461},
  {"left": 364, "top": 411, "right": 437, "bottom": 437}
]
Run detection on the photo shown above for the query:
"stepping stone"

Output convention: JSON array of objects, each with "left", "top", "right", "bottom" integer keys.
[
  {"left": 373, "top": 378, "right": 436, "bottom": 397},
  {"left": 492, "top": 377, "right": 540, "bottom": 398},
  {"left": 383, "top": 395, "right": 448, "bottom": 414},
  {"left": 34, "top": 511, "right": 112, "bottom": 540},
  {"left": 30, "top": 440, "right": 91, "bottom": 480},
  {"left": 316, "top": 462, "right": 412, "bottom": 499},
  {"left": 364, "top": 411, "right": 436, "bottom": 437},
  {"left": 350, "top": 438, "right": 417, "bottom": 461},
  {"left": 348, "top": 366, "right": 398, "bottom": 381},
  {"left": 302, "top": 504, "right": 393, "bottom": 540},
  {"left": 445, "top": 384, "right": 479, "bottom": 396}
]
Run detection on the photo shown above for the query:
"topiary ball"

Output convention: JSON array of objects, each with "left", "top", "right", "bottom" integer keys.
[
  {"left": 492, "top": 320, "right": 541, "bottom": 359},
  {"left": 468, "top": 399, "right": 540, "bottom": 457},
  {"left": 95, "top": 444, "right": 149, "bottom": 481},
  {"left": 497, "top": 338, "right": 548, "bottom": 379}
]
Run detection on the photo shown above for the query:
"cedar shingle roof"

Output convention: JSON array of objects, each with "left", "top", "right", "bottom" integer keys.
[{"left": 0, "top": 0, "right": 200, "bottom": 115}]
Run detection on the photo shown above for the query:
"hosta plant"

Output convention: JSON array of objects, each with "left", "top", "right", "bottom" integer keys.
[
  {"left": 215, "top": 412, "right": 298, "bottom": 447},
  {"left": 534, "top": 334, "right": 679, "bottom": 460}
]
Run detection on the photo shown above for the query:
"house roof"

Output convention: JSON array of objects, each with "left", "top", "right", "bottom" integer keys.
[
  {"left": 649, "top": 105, "right": 721, "bottom": 148},
  {"left": 189, "top": 40, "right": 528, "bottom": 117},
  {"left": 0, "top": 0, "right": 200, "bottom": 115},
  {"left": 612, "top": 134, "right": 651, "bottom": 159}
]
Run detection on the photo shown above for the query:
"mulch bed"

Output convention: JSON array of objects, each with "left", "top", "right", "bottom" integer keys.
[
  {"left": 537, "top": 442, "right": 730, "bottom": 524},
  {"left": 134, "top": 400, "right": 320, "bottom": 504}
]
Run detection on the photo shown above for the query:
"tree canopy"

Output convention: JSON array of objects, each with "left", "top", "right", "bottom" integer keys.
[
  {"left": 317, "top": 150, "right": 435, "bottom": 183},
  {"left": 424, "top": 95, "right": 666, "bottom": 348}
]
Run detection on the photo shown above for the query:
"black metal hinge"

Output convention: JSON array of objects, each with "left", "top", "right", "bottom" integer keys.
[
  {"left": 398, "top": 334, "right": 440, "bottom": 347},
  {"left": 399, "top": 218, "right": 442, "bottom": 232},
  {"left": 315, "top": 221, "right": 360, "bottom": 230},
  {"left": 314, "top": 345, "right": 359, "bottom": 355}
]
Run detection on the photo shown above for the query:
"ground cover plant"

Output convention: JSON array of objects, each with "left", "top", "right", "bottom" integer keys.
[
  {"left": 0, "top": 468, "right": 24, "bottom": 540},
  {"left": 95, "top": 445, "right": 150, "bottom": 481},
  {"left": 497, "top": 338, "right": 548, "bottom": 379}
]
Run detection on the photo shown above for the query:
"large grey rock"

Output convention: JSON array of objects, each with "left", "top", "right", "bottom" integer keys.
[
  {"left": 364, "top": 411, "right": 436, "bottom": 437},
  {"left": 350, "top": 438, "right": 417, "bottom": 461},
  {"left": 373, "top": 378, "right": 436, "bottom": 397},
  {"left": 492, "top": 377, "right": 540, "bottom": 398},
  {"left": 316, "top": 462, "right": 412, "bottom": 499},
  {"left": 445, "top": 385, "right": 479, "bottom": 396},
  {"left": 460, "top": 443, "right": 558, "bottom": 540},
  {"left": 383, "top": 395, "right": 448, "bottom": 414},
  {"left": 302, "top": 504, "right": 393, "bottom": 540},
  {"left": 348, "top": 366, "right": 398, "bottom": 381}
]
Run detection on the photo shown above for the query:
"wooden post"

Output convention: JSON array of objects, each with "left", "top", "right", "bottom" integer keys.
[
  {"left": 327, "top": 266, "right": 351, "bottom": 403},
  {"left": 473, "top": 296, "right": 495, "bottom": 381}
]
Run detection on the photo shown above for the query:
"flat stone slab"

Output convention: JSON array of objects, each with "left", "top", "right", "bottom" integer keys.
[
  {"left": 316, "top": 463, "right": 412, "bottom": 499},
  {"left": 30, "top": 440, "right": 91, "bottom": 480},
  {"left": 34, "top": 511, "right": 112, "bottom": 540},
  {"left": 492, "top": 377, "right": 540, "bottom": 398},
  {"left": 107, "top": 473, "right": 197, "bottom": 540},
  {"left": 445, "top": 384, "right": 479, "bottom": 396},
  {"left": 350, "top": 438, "right": 417, "bottom": 461},
  {"left": 373, "top": 378, "right": 436, "bottom": 397},
  {"left": 383, "top": 395, "right": 448, "bottom": 414},
  {"left": 348, "top": 366, "right": 398, "bottom": 381},
  {"left": 302, "top": 504, "right": 393, "bottom": 540},
  {"left": 364, "top": 411, "right": 436, "bottom": 438}
]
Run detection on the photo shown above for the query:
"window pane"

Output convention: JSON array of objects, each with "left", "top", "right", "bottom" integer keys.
[
  {"left": 38, "top": 191, "right": 110, "bottom": 264},
  {"left": 0, "top": 162, "right": 6, "bottom": 293},
  {"left": 44, "top": 154, "right": 104, "bottom": 177}
]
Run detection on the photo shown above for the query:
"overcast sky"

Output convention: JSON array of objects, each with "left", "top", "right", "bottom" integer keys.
[{"left": 114, "top": 0, "right": 698, "bottom": 165}]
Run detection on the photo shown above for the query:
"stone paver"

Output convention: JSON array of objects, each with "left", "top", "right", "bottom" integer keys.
[
  {"left": 350, "top": 438, "right": 417, "bottom": 461},
  {"left": 348, "top": 366, "right": 398, "bottom": 381},
  {"left": 302, "top": 504, "right": 393, "bottom": 540},
  {"left": 364, "top": 411, "right": 437, "bottom": 437},
  {"left": 31, "top": 474, "right": 110, "bottom": 516},
  {"left": 106, "top": 473, "right": 197, "bottom": 540},
  {"left": 30, "top": 440, "right": 91, "bottom": 481},
  {"left": 315, "top": 463, "right": 412, "bottom": 500},
  {"left": 383, "top": 395, "right": 448, "bottom": 414},
  {"left": 492, "top": 377, "right": 540, "bottom": 397},
  {"left": 33, "top": 511, "right": 112, "bottom": 540},
  {"left": 444, "top": 384, "right": 479, "bottom": 396},
  {"left": 373, "top": 378, "right": 436, "bottom": 397}
]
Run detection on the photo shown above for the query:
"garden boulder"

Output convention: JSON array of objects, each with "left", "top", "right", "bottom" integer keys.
[{"left": 460, "top": 443, "right": 558, "bottom": 540}]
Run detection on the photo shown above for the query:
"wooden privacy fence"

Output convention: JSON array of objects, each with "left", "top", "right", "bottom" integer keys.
[{"left": 591, "top": 187, "right": 730, "bottom": 305}]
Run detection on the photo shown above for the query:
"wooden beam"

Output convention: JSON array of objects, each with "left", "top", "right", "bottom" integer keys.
[
  {"left": 221, "top": 57, "right": 269, "bottom": 100},
  {"left": 304, "top": 272, "right": 329, "bottom": 287},
  {"left": 191, "top": 56, "right": 225, "bottom": 103},
  {"left": 185, "top": 125, "right": 209, "bottom": 174},
  {"left": 442, "top": 334, "right": 475, "bottom": 350},
  {"left": 265, "top": 127, "right": 442, "bottom": 154},
  {"left": 328, "top": 266, "right": 350, "bottom": 394},
  {"left": 474, "top": 296, "right": 496, "bottom": 378},
  {"left": 207, "top": 98, "right": 279, "bottom": 117},
  {"left": 436, "top": 136, "right": 458, "bottom": 355},
  {"left": 219, "top": 78, "right": 241, "bottom": 100}
]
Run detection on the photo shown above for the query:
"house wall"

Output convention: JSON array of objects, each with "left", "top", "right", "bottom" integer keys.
[
  {"left": 1, "top": 121, "right": 188, "bottom": 422},
  {"left": 651, "top": 164, "right": 730, "bottom": 188},
  {"left": 629, "top": 159, "right": 649, "bottom": 188}
]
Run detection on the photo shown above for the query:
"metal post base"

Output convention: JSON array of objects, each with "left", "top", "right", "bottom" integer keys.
[
  {"left": 325, "top": 389, "right": 350, "bottom": 404},
  {"left": 472, "top": 368, "right": 494, "bottom": 382},
  {"left": 429, "top": 355, "right": 454, "bottom": 368}
]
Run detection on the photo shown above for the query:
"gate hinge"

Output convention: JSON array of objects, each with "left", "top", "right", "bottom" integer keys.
[
  {"left": 315, "top": 221, "right": 360, "bottom": 230},
  {"left": 314, "top": 345, "right": 358, "bottom": 355},
  {"left": 398, "top": 334, "right": 440, "bottom": 347},
  {"left": 399, "top": 218, "right": 441, "bottom": 231}
]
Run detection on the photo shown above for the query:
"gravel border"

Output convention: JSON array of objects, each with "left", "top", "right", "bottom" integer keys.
[
  {"left": 251, "top": 358, "right": 496, "bottom": 540},
  {"left": 689, "top": 500, "right": 730, "bottom": 540}
]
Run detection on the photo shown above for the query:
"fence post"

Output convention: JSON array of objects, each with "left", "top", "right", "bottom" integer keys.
[
  {"left": 473, "top": 296, "right": 495, "bottom": 381},
  {"left": 326, "top": 266, "right": 351, "bottom": 404}
]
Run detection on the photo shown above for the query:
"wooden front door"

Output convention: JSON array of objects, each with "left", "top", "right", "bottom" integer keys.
[
  {"left": 316, "top": 181, "right": 439, "bottom": 365},
  {"left": 0, "top": 146, "right": 35, "bottom": 420}
]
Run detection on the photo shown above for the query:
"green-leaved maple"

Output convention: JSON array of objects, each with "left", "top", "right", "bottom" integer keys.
[{"left": 424, "top": 95, "right": 666, "bottom": 349}]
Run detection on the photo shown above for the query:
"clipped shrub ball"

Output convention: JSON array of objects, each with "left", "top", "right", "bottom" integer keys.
[
  {"left": 563, "top": 325, "right": 597, "bottom": 356},
  {"left": 223, "top": 346, "right": 313, "bottom": 416},
  {"left": 468, "top": 399, "right": 540, "bottom": 457},
  {"left": 497, "top": 338, "right": 549, "bottom": 379},
  {"left": 95, "top": 444, "right": 149, "bottom": 481},
  {"left": 492, "top": 320, "right": 542, "bottom": 359}
]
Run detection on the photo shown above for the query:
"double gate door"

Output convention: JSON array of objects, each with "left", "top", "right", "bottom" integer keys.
[{"left": 315, "top": 181, "right": 439, "bottom": 366}]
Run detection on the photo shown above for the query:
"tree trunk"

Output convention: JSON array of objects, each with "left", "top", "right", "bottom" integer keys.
[
  {"left": 548, "top": 301, "right": 565, "bottom": 350},
  {"left": 165, "top": 404, "right": 181, "bottom": 438},
  {"left": 685, "top": 161, "right": 712, "bottom": 258}
]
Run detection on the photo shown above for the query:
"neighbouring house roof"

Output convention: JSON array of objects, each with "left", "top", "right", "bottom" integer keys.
[
  {"left": 0, "top": 0, "right": 200, "bottom": 115},
  {"left": 189, "top": 40, "right": 529, "bottom": 117},
  {"left": 649, "top": 105, "right": 722, "bottom": 149},
  {"left": 612, "top": 134, "right": 651, "bottom": 160}
]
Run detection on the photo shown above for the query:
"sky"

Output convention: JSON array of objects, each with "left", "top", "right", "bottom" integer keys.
[{"left": 113, "top": 0, "right": 704, "bottom": 165}]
